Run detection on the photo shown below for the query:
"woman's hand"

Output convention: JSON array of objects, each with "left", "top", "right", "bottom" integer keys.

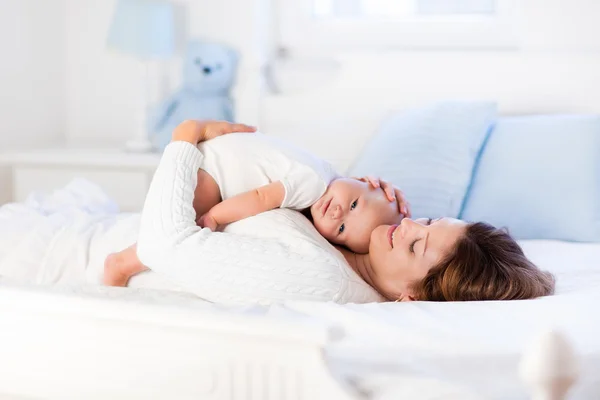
[
  {"left": 171, "top": 120, "right": 257, "bottom": 145},
  {"left": 354, "top": 176, "right": 411, "bottom": 217}
]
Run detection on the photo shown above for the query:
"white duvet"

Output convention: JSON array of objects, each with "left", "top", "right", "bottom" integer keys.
[
  {"left": 1, "top": 179, "right": 599, "bottom": 399},
  {"left": 0, "top": 179, "right": 181, "bottom": 291}
]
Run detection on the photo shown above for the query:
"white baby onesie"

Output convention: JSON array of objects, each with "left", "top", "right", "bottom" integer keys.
[{"left": 197, "top": 132, "right": 340, "bottom": 210}]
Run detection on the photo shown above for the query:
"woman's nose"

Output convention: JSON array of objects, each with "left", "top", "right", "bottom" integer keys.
[
  {"left": 400, "top": 218, "right": 422, "bottom": 237},
  {"left": 402, "top": 218, "right": 427, "bottom": 227}
]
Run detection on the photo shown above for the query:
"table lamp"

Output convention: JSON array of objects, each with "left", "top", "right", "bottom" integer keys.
[{"left": 107, "top": 0, "right": 176, "bottom": 152}]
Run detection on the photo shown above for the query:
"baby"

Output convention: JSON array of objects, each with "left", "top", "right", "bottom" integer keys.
[{"left": 104, "top": 120, "right": 409, "bottom": 286}]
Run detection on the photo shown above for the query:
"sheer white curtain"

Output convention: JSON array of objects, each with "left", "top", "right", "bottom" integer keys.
[
  {"left": 313, "top": 0, "right": 497, "bottom": 18},
  {"left": 277, "top": 0, "right": 518, "bottom": 50}
]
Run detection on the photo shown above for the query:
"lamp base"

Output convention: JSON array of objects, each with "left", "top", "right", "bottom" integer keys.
[{"left": 124, "top": 138, "right": 154, "bottom": 153}]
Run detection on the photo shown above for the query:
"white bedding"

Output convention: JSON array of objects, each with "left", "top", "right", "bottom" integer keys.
[
  {"left": 0, "top": 178, "right": 183, "bottom": 292},
  {"left": 1, "top": 180, "right": 599, "bottom": 399},
  {"left": 297, "top": 240, "right": 599, "bottom": 399}
]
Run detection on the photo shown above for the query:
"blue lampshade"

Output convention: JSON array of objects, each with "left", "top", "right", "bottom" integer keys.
[{"left": 107, "top": 0, "right": 175, "bottom": 59}]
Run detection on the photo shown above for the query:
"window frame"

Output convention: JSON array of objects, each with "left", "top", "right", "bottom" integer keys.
[{"left": 277, "top": 0, "right": 520, "bottom": 51}]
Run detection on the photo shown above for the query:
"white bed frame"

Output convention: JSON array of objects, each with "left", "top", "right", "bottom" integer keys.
[{"left": 0, "top": 284, "right": 579, "bottom": 400}]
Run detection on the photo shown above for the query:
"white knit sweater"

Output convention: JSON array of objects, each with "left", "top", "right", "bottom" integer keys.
[{"left": 137, "top": 141, "right": 384, "bottom": 305}]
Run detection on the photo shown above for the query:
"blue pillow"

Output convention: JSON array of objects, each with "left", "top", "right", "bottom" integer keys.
[
  {"left": 461, "top": 115, "right": 600, "bottom": 241},
  {"left": 348, "top": 101, "right": 497, "bottom": 219}
]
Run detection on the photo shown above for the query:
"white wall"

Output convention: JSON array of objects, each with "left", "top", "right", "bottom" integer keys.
[
  {"left": 64, "top": 0, "right": 264, "bottom": 147},
  {"left": 269, "top": 0, "right": 600, "bottom": 106},
  {"left": 0, "top": 0, "right": 65, "bottom": 149},
  {"left": 64, "top": 0, "right": 139, "bottom": 147},
  {"left": 0, "top": 0, "right": 66, "bottom": 202},
  {"left": 259, "top": 0, "right": 600, "bottom": 171},
  {"left": 63, "top": 0, "right": 600, "bottom": 151}
]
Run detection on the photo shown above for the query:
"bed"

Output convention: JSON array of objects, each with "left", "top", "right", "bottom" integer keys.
[
  {"left": 2, "top": 44, "right": 600, "bottom": 400},
  {"left": 0, "top": 238, "right": 597, "bottom": 399},
  {"left": 0, "top": 179, "right": 597, "bottom": 399}
]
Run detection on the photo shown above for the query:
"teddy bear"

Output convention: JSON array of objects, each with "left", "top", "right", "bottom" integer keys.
[{"left": 149, "top": 40, "right": 238, "bottom": 150}]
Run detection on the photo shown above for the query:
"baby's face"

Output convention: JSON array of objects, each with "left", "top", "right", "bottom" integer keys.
[{"left": 310, "top": 178, "right": 404, "bottom": 253}]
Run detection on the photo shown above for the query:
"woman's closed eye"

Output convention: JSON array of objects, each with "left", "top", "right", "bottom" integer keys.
[
  {"left": 409, "top": 239, "right": 418, "bottom": 253},
  {"left": 408, "top": 218, "right": 433, "bottom": 252},
  {"left": 408, "top": 218, "right": 434, "bottom": 253}
]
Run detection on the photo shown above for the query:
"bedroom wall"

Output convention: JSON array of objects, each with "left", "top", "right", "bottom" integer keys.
[
  {"left": 63, "top": 0, "right": 263, "bottom": 146},
  {"left": 63, "top": 0, "right": 600, "bottom": 151},
  {"left": 0, "top": 0, "right": 66, "bottom": 202},
  {"left": 0, "top": 0, "right": 66, "bottom": 149},
  {"left": 260, "top": 0, "right": 600, "bottom": 171}
]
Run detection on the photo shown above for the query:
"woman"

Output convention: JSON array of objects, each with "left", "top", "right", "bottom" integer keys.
[{"left": 128, "top": 119, "right": 555, "bottom": 304}]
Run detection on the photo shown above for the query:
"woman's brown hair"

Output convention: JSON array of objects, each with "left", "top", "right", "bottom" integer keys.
[{"left": 411, "top": 222, "right": 555, "bottom": 301}]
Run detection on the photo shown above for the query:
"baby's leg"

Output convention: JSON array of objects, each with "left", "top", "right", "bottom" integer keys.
[{"left": 103, "top": 168, "right": 221, "bottom": 287}]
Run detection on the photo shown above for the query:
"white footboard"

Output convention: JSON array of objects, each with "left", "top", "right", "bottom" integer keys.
[
  {"left": 519, "top": 330, "right": 579, "bottom": 400},
  {"left": 0, "top": 285, "right": 353, "bottom": 400},
  {"left": 0, "top": 284, "right": 582, "bottom": 400}
]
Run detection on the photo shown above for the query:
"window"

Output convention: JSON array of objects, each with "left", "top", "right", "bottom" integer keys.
[
  {"left": 313, "top": 0, "right": 497, "bottom": 18},
  {"left": 277, "top": 0, "right": 519, "bottom": 51}
]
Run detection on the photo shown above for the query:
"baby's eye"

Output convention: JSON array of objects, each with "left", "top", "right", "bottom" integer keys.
[
  {"left": 338, "top": 223, "right": 345, "bottom": 234},
  {"left": 350, "top": 200, "right": 358, "bottom": 210}
]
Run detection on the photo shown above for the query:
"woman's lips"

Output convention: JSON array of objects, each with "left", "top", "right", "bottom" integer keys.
[
  {"left": 388, "top": 224, "right": 398, "bottom": 247},
  {"left": 321, "top": 198, "right": 332, "bottom": 217}
]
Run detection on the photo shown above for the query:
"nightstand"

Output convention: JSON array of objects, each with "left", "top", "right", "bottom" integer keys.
[{"left": 0, "top": 148, "right": 162, "bottom": 212}]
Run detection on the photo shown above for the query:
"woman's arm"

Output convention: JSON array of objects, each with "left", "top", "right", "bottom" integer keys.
[{"left": 136, "top": 121, "right": 350, "bottom": 305}]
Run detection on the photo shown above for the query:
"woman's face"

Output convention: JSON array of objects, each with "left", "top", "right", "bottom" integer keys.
[{"left": 368, "top": 217, "right": 467, "bottom": 301}]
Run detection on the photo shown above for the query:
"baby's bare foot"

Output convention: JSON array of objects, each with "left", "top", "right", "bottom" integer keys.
[{"left": 103, "top": 253, "right": 131, "bottom": 287}]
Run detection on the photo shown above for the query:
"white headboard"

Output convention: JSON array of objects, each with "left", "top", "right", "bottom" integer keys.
[{"left": 235, "top": 50, "right": 600, "bottom": 173}]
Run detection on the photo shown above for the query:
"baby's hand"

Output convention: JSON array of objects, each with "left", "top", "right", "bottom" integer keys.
[
  {"left": 354, "top": 176, "right": 411, "bottom": 218},
  {"left": 391, "top": 187, "right": 411, "bottom": 218},
  {"left": 198, "top": 213, "right": 219, "bottom": 231}
]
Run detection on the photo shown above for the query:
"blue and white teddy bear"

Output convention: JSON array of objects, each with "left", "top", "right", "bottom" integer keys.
[{"left": 149, "top": 41, "right": 238, "bottom": 150}]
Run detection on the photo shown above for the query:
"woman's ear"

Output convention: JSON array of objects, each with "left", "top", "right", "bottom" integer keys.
[{"left": 398, "top": 293, "right": 416, "bottom": 302}]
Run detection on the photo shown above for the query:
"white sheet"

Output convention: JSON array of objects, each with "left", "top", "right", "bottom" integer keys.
[
  {"left": 284, "top": 240, "right": 600, "bottom": 399},
  {"left": 1, "top": 180, "right": 599, "bottom": 399}
]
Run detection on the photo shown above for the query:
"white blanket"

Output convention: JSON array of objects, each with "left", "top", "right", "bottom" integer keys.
[{"left": 0, "top": 179, "right": 181, "bottom": 291}]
